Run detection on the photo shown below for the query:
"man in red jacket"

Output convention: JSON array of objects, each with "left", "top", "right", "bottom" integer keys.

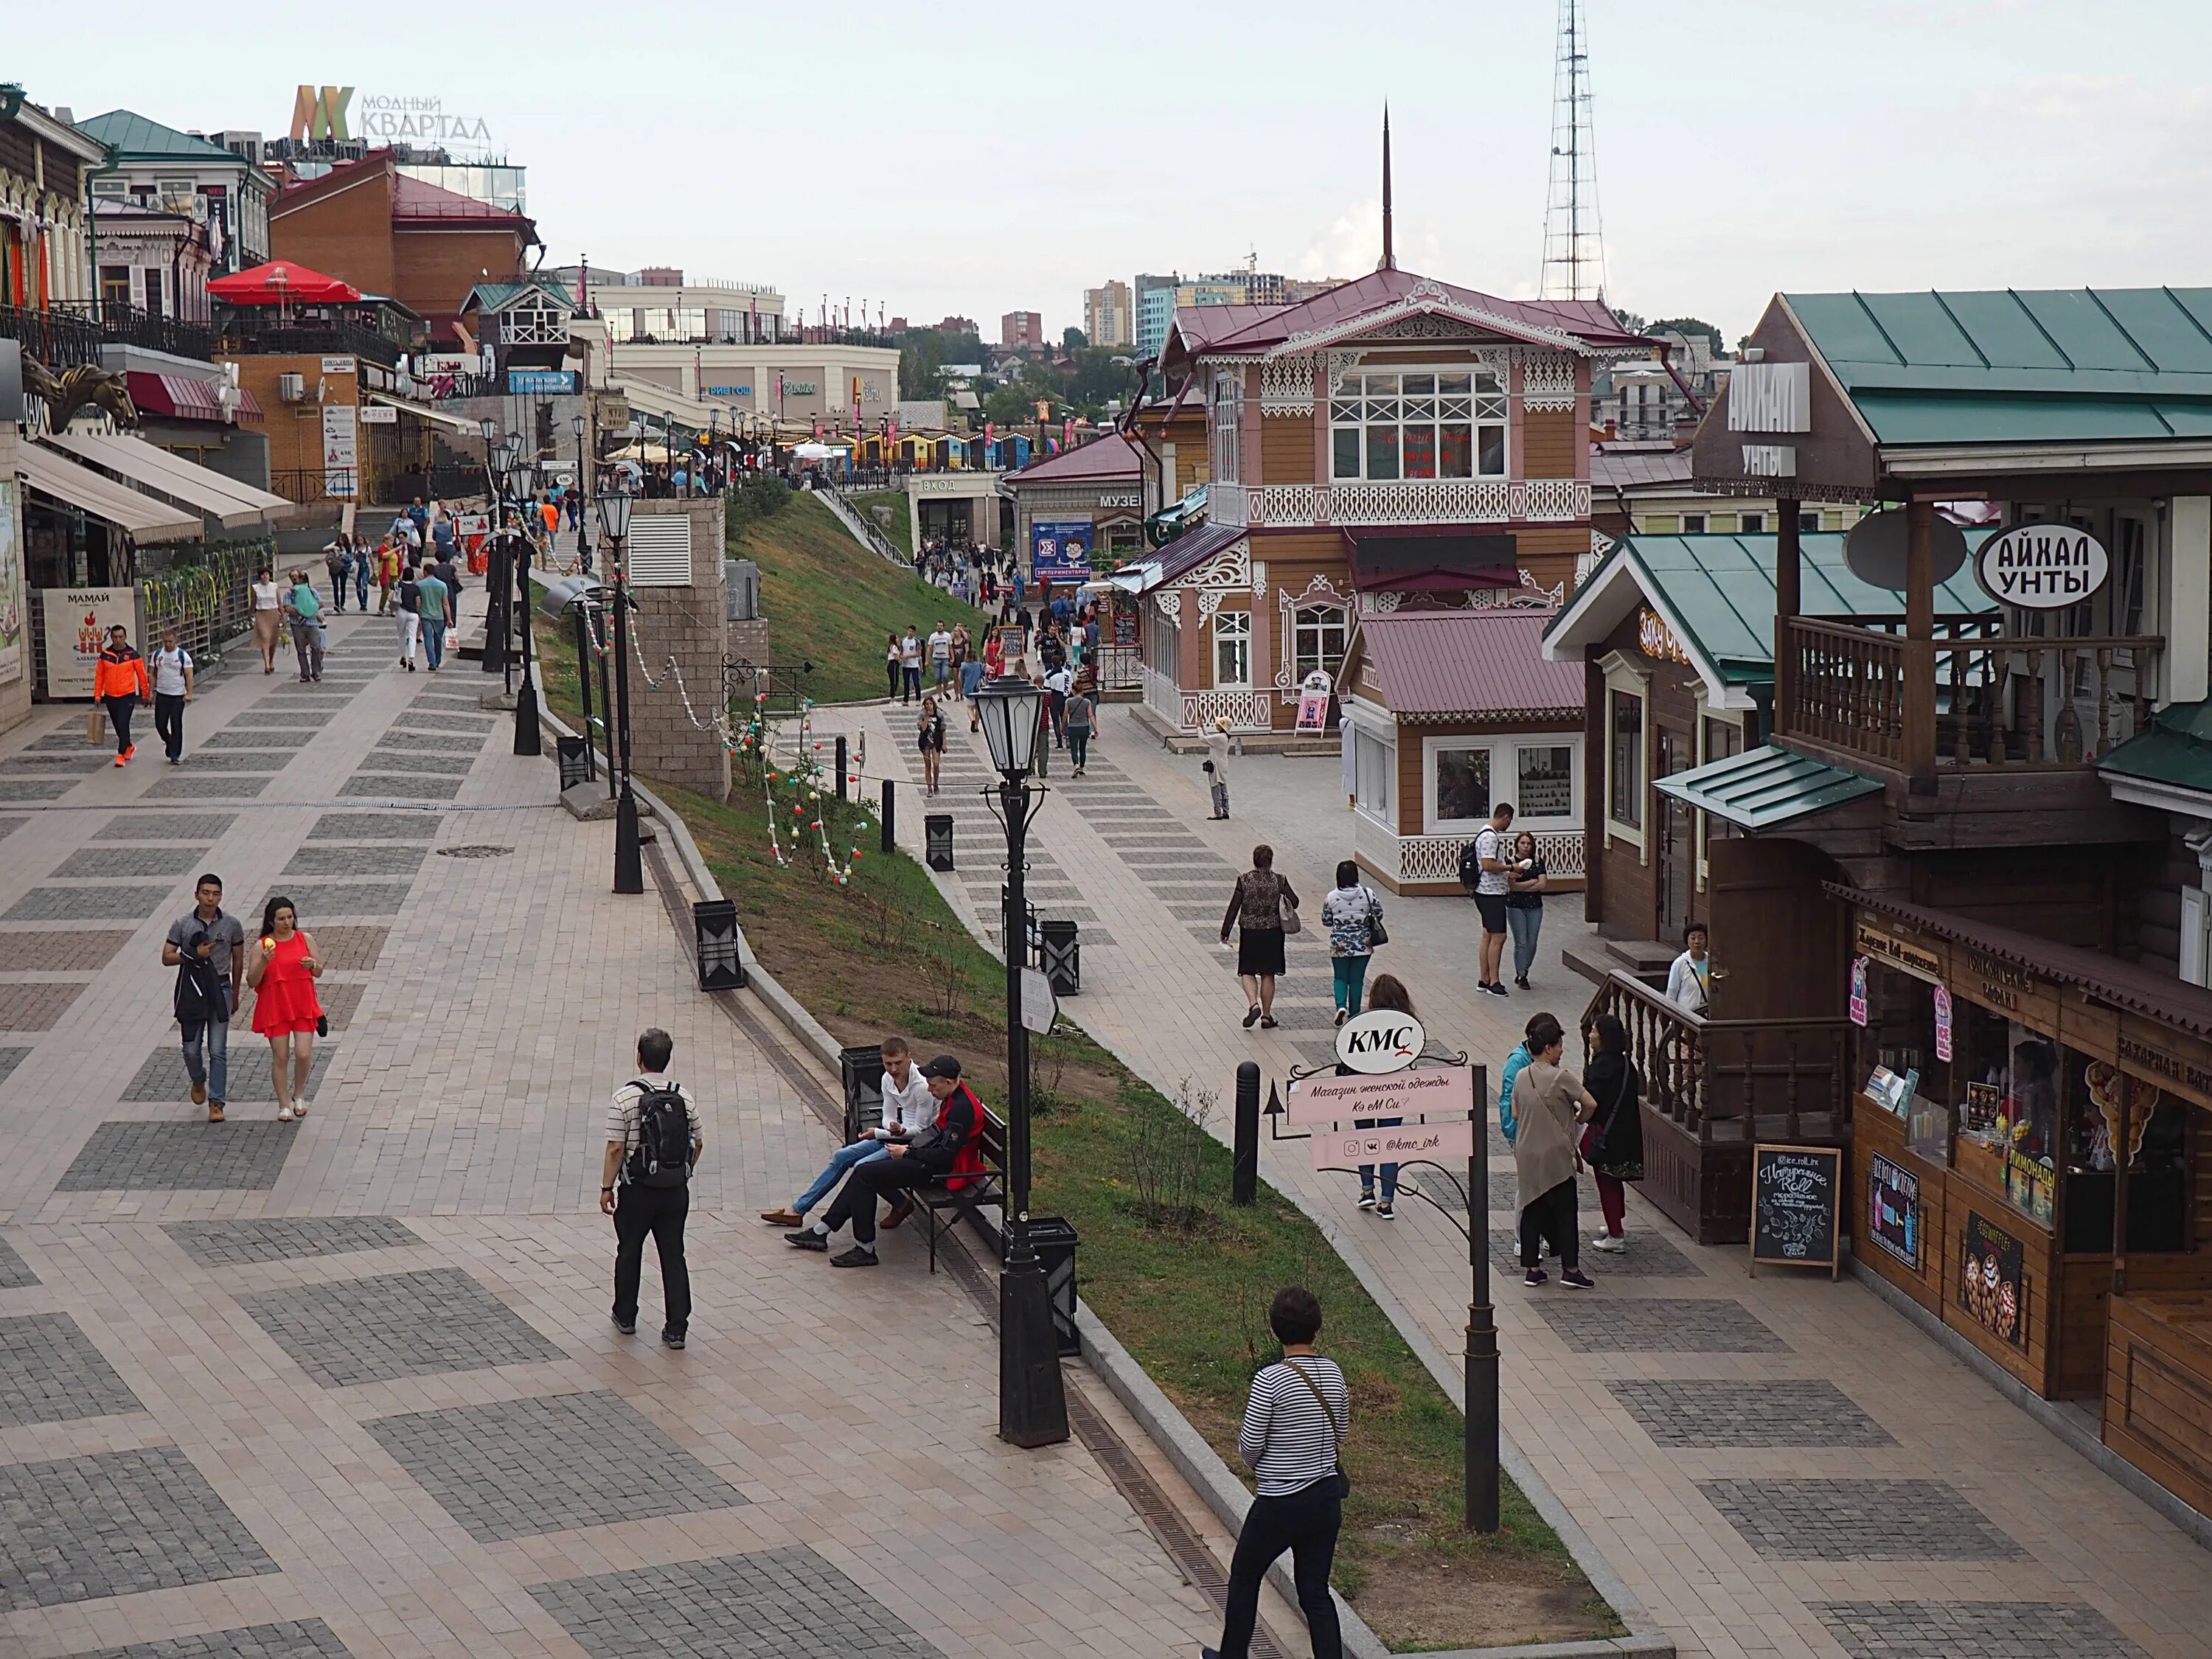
[
  {"left": 93, "top": 624, "right": 151, "bottom": 765},
  {"left": 787, "top": 1054, "right": 984, "bottom": 1267}
]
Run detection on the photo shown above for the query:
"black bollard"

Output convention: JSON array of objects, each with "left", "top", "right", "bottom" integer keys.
[
  {"left": 836, "top": 736, "right": 849, "bottom": 801},
  {"left": 1232, "top": 1061, "right": 1260, "bottom": 1206},
  {"left": 880, "top": 777, "right": 895, "bottom": 855}
]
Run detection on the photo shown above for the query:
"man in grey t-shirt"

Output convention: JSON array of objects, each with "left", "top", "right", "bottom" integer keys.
[
  {"left": 1472, "top": 803, "right": 1515, "bottom": 996},
  {"left": 162, "top": 874, "right": 246, "bottom": 1121}
]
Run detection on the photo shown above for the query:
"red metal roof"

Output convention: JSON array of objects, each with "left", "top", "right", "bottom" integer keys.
[
  {"left": 1189, "top": 268, "right": 1646, "bottom": 356},
  {"left": 391, "top": 172, "right": 529, "bottom": 223},
  {"left": 1006, "top": 431, "right": 1144, "bottom": 485},
  {"left": 1355, "top": 608, "right": 1583, "bottom": 717},
  {"left": 1171, "top": 304, "right": 1287, "bottom": 350}
]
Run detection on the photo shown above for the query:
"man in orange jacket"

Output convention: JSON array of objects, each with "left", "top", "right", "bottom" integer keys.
[{"left": 93, "top": 624, "right": 151, "bottom": 765}]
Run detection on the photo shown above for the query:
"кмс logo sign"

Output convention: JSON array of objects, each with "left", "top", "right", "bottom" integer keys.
[{"left": 1335, "top": 1009, "right": 1425, "bottom": 1074}]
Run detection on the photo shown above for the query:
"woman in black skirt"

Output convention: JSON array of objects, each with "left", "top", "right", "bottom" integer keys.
[{"left": 1220, "top": 844, "right": 1298, "bottom": 1030}]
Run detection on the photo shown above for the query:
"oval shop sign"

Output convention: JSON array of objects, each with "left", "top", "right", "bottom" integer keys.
[
  {"left": 1977, "top": 524, "right": 2109, "bottom": 611},
  {"left": 1335, "top": 1009, "right": 1426, "bottom": 1074}
]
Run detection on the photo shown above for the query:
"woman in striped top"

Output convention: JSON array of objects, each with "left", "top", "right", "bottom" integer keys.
[{"left": 1206, "top": 1286, "right": 1349, "bottom": 1659}]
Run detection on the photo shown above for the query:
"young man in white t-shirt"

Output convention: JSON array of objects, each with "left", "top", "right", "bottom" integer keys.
[
  {"left": 757, "top": 1036, "right": 933, "bottom": 1228},
  {"left": 1472, "top": 802, "right": 1516, "bottom": 996},
  {"left": 927, "top": 622, "right": 953, "bottom": 690},
  {"left": 147, "top": 622, "right": 194, "bottom": 765}
]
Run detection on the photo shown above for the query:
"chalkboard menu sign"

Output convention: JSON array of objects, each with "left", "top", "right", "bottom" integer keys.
[{"left": 1750, "top": 1143, "right": 1842, "bottom": 1278}]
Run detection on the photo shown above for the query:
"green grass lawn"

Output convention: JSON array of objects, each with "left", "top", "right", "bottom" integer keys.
[
  {"left": 848, "top": 489, "right": 914, "bottom": 560},
  {"left": 731, "top": 493, "right": 984, "bottom": 705}
]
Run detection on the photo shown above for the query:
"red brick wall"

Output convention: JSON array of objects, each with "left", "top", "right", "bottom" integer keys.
[
  {"left": 271, "top": 183, "right": 397, "bottom": 298},
  {"left": 394, "top": 228, "right": 525, "bottom": 334}
]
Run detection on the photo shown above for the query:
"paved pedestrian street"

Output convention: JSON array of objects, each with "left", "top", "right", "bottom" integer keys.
[
  {"left": 0, "top": 612, "right": 1225, "bottom": 1659},
  {"left": 853, "top": 697, "right": 2212, "bottom": 1659}
]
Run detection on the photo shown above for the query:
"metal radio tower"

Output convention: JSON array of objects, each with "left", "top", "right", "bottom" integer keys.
[{"left": 1539, "top": 0, "right": 1606, "bottom": 300}]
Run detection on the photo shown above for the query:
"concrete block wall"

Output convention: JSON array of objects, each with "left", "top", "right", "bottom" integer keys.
[{"left": 622, "top": 496, "right": 731, "bottom": 800}]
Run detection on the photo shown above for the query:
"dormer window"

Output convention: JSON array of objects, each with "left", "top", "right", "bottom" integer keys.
[{"left": 1329, "top": 369, "right": 1506, "bottom": 481}]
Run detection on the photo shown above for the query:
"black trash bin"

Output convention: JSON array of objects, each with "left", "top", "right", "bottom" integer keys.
[
  {"left": 838, "top": 1043, "right": 885, "bottom": 1144},
  {"left": 1026, "top": 1217, "right": 1081, "bottom": 1357},
  {"left": 1040, "top": 919, "right": 1079, "bottom": 996},
  {"left": 556, "top": 734, "right": 592, "bottom": 791},
  {"left": 692, "top": 899, "right": 745, "bottom": 991},
  {"left": 998, "top": 883, "right": 1041, "bottom": 965},
  {"left": 925, "top": 813, "right": 954, "bottom": 871}
]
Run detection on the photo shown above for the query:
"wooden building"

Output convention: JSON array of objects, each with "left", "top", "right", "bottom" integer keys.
[
  {"left": 1114, "top": 268, "right": 1641, "bottom": 738},
  {"left": 1552, "top": 286, "right": 2212, "bottom": 1530}
]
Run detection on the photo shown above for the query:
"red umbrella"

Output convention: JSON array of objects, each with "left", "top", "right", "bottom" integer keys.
[{"left": 206, "top": 260, "right": 363, "bottom": 306}]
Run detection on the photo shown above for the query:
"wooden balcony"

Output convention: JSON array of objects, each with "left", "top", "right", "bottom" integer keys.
[{"left": 1585, "top": 971, "right": 1852, "bottom": 1243}]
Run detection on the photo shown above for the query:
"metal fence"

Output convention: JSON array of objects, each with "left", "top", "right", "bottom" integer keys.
[
  {"left": 0, "top": 302, "right": 102, "bottom": 369},
  {"left": 137, "top": 540, "right": 270, "bottom": 665}
]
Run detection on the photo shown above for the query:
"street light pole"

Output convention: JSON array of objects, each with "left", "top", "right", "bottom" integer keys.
[
  {"left": 599, "top": 488, "right": 641, "bottom": 894},
  {"left": 512, "top": 461, "right": 542, "bottom": 757},
  {"left": 572, "top": 411, "right": 593, "bottom": 574},
  {"left": 479, "top": 420, "right": 504, "bottom": 676}
]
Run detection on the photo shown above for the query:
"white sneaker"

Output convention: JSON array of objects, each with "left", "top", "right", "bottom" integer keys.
[{"left": 1590, "top": 1234, "right": 1627, "bottom": 1253}]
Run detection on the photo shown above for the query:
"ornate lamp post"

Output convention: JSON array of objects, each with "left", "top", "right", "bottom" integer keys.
[
  {"left": 571, "top": 412, "right": 592, "bottom": 573},
  {"left": 971, "top": 673, "right": 1070, "bottom": 1449},
  {"left": 598, "top": 486, "right": 642, "bottom": 895},
  {"left": 510, "top": 457, "right": 542, "bottom": 757}
]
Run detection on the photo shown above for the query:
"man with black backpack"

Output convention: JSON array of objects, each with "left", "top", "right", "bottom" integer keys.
[
  {"left": 599, "top": 1028, "right": 703, "bottom": 1348},
  {"left": 162, "top": 874, "right": 246, "bottom": 1123}
]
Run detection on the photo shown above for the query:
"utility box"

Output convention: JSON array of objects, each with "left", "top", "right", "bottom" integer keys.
[{"left": 723, "top": 557, "right": 760, "bottom": 621}]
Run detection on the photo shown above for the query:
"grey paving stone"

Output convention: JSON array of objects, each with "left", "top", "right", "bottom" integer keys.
[
  {"left": 55, "top": 1618, "right": 357, "bottom": 1659},
  {"left": 369, "top": 1389, "right": 746, "bottom": 1542},
  {"left": 0, "top": 1312, "right": 143, "bottom": 1425},
  {"left": 0, "top": 929, "right": 133, "bottom": 969},
  {"left": 240, "top": 1267, "right": 563, "bottom": 1388},
  {"left": 1607, "top": 1379, "right": 1894, "bottom": 1447},
  {"left": 1, "top": 751, "right": 106, "bottom": 771},
  {"left": 0, "top": 1234, "right": 36, "bottom": 1286},
  {"left": 1482, "top": 1225, "right": 1700, "bottom": 1276},
  {"left": 253, "top": 881, "right": 413, "bottom": 917},
  {"left": 1702, "top": 1478, "right": 2025, "bottom": 1561},
  {"left": 351, "top": 749, "right": 476, "bottom": 776},
  {"left": 393, "top": 714, "right": 495, "bottom": 734},
  {"left": 307, "top": 925, "right": 390, "bottom": 971},
  {"left": 58, "top": 1121, "right": 299, "bottom": 1190},
  {"left": 121, "top": 1044, "right": 338, "bottom": 1104},
  {"left": 529, "top": 1546, "right": 942, "bottom": 1659},
  {"left": 229, "top": 711, "right": 336, "bottom": 728},
  {"left": 143, "top": 775, "right": 274, "bottom": 799},
  {"left": 0, "top": 1444, "right": 278, "bottom": 1610},
  {"left": 0, "top": 778, "right": 77, "bottom": 800},
  {"left": 0, "top": 813, "right": 24, "bottom": 836},
  {"left": 165, "top": 1216, "right": 421, "bottom": 1267},
  {"left": 94, "top": 813, "right": 237, "bottom": 841},
  {"left": 50, "top": 844, "right": 208, "bottom": 879},
  {"left": 27, "top": 733, "right": 97, "bottom": 751},
  {"left": 339, "top": 773, "right": 465, "bottom": 800},
  {"left": 307, "top": 811, "right": 443, "bottom": 841},
  {"left": 1097, "top": 834, "right": 1209, "bottom": 849},
  {"left": 173, "top": 752, "right": 293, "bottom": 773},
  {"left": 373, "top": 730, "right": 484, "bottom": 753},
  {"left": 201, "top": 730, "right": 305, "bottom": 750},
  {"left": 4, "top": 884, "right": 175, "bottom": 921},
  {"left": 1532, "top": 1296, "right": 1789, "bottom": 1353},
  {"left": 0, "top": 981, "right": 87, "bottom": 1030},
  {"left": 1809, "top": 1601, "right": 2152, "bottom": 1659},
  {"left": 282, "top": 843, "right": 430, "bottom": 878}
]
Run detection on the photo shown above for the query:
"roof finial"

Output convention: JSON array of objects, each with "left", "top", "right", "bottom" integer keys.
[{"left": 1379, "top": 104, "right": 1397, "bottom": 272}]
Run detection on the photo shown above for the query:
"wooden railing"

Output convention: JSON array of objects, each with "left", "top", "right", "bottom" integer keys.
[
  {"left": 1784, "top": 617, "right": 2160, "bottom": 773},
  {"left": 1582, "top": 971, "right": 1851, "bottom": 1143}
]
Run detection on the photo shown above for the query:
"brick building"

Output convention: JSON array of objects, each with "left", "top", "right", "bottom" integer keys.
[{"left": 269, "top": 150, "right": 536, "bottom": 344}]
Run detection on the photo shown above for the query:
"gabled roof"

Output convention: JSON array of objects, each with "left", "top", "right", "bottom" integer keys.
[
  {"left": 1349, "top": 608, "right": 1582, "bottom": 719},
  {"left": 1783, "top": 288, "right": 2212, "bottom": 446},
  {"left": 75, "top": 110, "right": 242, "bottom": 162},
  {"left": 392, "top": 170, "right": 529, "bottom": 224},
  {"left": 1543, "top": 531, "right": 1997, "bottom": 708},
  {"left": 464, "top": 277, "right": 576, "bottom": 314},
  {"left": 1590, "top": 448, "right": 1695, "bottom": 492},
  {"left": 1005, "top": 431, "right": 1144, "bottom": 486}
]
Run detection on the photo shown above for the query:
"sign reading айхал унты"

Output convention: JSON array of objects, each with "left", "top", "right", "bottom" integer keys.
[{"left": 1977, "top": 524, "right": 2109, "bottom": 610}]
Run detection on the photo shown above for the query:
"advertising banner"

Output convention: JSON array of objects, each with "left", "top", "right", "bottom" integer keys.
[
  {"left": 40, "top": 586, "right": 135, "bottom": 698},
  {"left": 321, "top": 404, "right": 358, "bottom": 498},
  {"left": 0, "top": 479, "right": 20, "bottom": 684},
  {"left": 1284, "top": 1064, "right": 1475, "bottom": 1127},
  {"left": 1031, "top": 519, "right": 1093, "bottom": 583}
]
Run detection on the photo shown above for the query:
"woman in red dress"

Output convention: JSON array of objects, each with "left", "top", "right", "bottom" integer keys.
[{"left": 246, "top": 894, "right": 324, "bottom": 1122}]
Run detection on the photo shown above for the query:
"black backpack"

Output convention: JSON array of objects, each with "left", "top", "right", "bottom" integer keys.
[
  {"left": 625, "top": 1080, "right": 692, "bottom": 1188},
  {"left": 1458, "top": 841, "right": 1481, "bottom": 891}
]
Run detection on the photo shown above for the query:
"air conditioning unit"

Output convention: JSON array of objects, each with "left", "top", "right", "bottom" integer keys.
[{"left": 277, "top": 373, "right": 305, "bottom": 402}]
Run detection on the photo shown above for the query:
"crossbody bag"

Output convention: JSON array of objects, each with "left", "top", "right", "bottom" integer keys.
[
  {"left": 1282, "top": 1358, "right": 1350, "bottom": 1500},
  {"left": 1365, "top": 890, "right": 1388, "bottom": 948}
]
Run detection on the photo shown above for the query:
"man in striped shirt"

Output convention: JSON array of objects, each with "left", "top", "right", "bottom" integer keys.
[{"left": 599, "top": 1029, "right": 703, "bottom": 1348}]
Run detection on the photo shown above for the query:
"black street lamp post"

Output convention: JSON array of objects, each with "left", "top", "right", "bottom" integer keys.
[
  {"left": 571, "top": 412, "right": 592, "bottom": 574},
  {"left": 511, "top": 459, "right": 542, "bottom": 757},
  {"left": 599, "top": 488, "right": 642, "bottom": 895},
  {"left": 479, "top": 420, "right": 504, "bottom": 676},
  {"left": 973, "top": 674, "right": 1070, "bottom": 1449}
]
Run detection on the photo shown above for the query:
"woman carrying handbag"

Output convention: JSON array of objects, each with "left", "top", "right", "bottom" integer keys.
[
  {"left": 1220, "top": 844, "right": 1298, "bottom": 1029},
  {"left": 1204, "top": 1285, "right": 1348, "bottom": 1659},
  {"left": 1581, "top": 1011, "right": 1646, "bottom": 1253}
]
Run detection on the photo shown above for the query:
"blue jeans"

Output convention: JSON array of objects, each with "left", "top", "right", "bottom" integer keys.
[
  {"left": 1506, "top": 902, "right": 1543, "bottom": 981},
  {"left": 355, "top": 566, "right": 371, "bottom": 607},
  {"left": 420, "top": 616, "right": 448, "bottom": 669},
  {"left": 795, "top": 1138, "right": 891, "bottom": 1214},
  {"left": 181, "top": 1015, "right": 229, "bottom": 1103},
  {"left": 1331, "top": 953, "right": 1371, "bottom": 1014},
  {"left": 1357, "top": 1116, "right": 1402, "bottom": 1203}
]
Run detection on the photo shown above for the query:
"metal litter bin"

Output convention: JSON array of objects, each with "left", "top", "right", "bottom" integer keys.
[{"left": 1026, "top": 1216, "right": 1080, "bottom": 1357}]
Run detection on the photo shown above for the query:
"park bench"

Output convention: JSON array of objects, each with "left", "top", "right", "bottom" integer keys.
[{"left": 914, "top": 1106, "right": 1007, "bottom": 1273}]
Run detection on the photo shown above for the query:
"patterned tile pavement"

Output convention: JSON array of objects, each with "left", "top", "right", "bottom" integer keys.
[
  {"left": 1607, "top": 1378, "right": 1896, "bottom": 1447},
  {"left": 1699, "top": 1477, "right": 2028, "bottom": 1561},
  {"left": 238, "top": 1267, "right": 566, "bottom": 1387},
  {"left": 0, "top": 1312, "right": 144, "bottom": 1425},
  {"left": 161, "top": 1216, "right": 421, "bottom": 1267},
  {"left": 1809, "top": 1600, "right": 2154, "bottom": 1658},
  {"left": 51, "top": 1621, "right": 358, "bottom": 1659},
  {"left": 57, "top": 1121, "right": 300, "bottom": 1189}
]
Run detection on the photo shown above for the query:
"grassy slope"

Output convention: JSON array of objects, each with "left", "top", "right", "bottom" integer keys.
[
  {"left": 732, "top": 493, "right": 980, "bottom": 704},
  {"left": 848, "top": 489, "right": 914, "bottom": 560}
]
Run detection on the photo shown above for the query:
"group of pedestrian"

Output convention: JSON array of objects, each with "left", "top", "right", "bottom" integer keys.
[
  {"left": 1464, "top": 802, "right": 1552, "bottom": 992},
  {"left": 162, "top": 878, "right": 326, "bottom": 1124}
]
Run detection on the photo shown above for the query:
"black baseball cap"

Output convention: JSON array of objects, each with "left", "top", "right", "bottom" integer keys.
[{"left": 920, "top": 1054, "right": 963, "bottom": 1080}]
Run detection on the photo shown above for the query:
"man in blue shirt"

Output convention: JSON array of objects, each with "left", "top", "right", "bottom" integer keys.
[{"left": 417, "top": 568, "right": 451, "bottom": 671}]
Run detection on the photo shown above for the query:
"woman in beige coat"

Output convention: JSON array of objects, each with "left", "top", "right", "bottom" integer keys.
[{"left": 1510, "top": 1012, "right": 1600, "bottom": 1289}]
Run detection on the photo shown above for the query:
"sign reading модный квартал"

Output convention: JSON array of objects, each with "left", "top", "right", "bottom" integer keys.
[
  {"left": 1976, "top": 524, "right": 2109, "bottom": 610},
  {"left": 289, "top": 86, "right": 493, "bottom": 148}
]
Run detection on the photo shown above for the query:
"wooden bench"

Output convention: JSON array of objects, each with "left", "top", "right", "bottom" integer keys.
[{"left": 914, "top": 1107, "right": 1007, "bottom": 1273}]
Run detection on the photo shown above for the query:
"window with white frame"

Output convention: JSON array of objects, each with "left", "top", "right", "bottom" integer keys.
[
  {"left": 1354, "top": 728, "right": 1395, "bottom": 818},
  {"left": 1422, "top": 737, "right": 1578, "bottom": 833},
  {"left": 1211, "top": 370, "right": 1242, "bottom": 484},
  {"left": 1739, "top": 511, "right": 1766, "bottom": 533},
  {"left": 1680, "top": 512, "right": 1708, "bottom": 534},
  {"left": 1293, "top": 602, "right": 1349, "bottom": 684},
  {"left": 1329, "top": 369, "right": 1506, "bottom": 481},
  {"left": 1430, "top": 744, "right": 1492, "bottom": 828},
  {"left": 1212, "top": 608, "right": 1250, "bottom": 687},
  {"left": 1517, "top": 745, "right": 1575, "bottom": 818}
]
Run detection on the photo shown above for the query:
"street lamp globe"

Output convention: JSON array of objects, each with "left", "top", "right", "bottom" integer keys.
[
  {"left": 571, "top": 413, "right": 585, "bottom": 438},
  {"left": 597, "top": 487, "right": 633, "bottom": 543},
  {"left": 496, "top": 435, "right": 521, "bottom": 473},
  {"left": 975, "top": 675, "right": 1044, "bottom": 778},
  {"left": 478, "top": 417, "right": 496, "bottom": 442}
]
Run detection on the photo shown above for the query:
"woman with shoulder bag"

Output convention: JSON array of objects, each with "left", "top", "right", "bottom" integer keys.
[
  {"left": 1320, "top": 860, "right": 1385, "bottom": 1026},
  {"left": 1220, "top": 844, "right": 1298, "bottom": 1030},
  {"left": 1206, "top": 1284, "right": 1348, "bottom": 1659},
  {"left": 1581, "top": 1011, "right": 1646, "bottom": 1253}
]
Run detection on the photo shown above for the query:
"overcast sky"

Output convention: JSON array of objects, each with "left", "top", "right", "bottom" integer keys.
[{"left": 19, "top": 0, "right": 2209, "bottom": 342}]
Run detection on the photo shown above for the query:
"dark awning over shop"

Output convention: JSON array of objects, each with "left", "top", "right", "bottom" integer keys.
[{"left": 1347, "top": 529, "right": 1517, "bottom": 592}]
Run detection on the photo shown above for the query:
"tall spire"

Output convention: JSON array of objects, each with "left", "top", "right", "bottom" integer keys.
[
  {"left": 1378, "top": 105, "right": 1397, "bottom": 273},
  {"left": 1540, "top": 0, "right": 1607, "bottom": 299}
]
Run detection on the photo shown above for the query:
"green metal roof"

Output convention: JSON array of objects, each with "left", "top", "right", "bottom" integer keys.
[
  {"left": 1655, "top": 744, "right": 1882, "bottom": 831},
  {"left": 73, "top": 111, "right": 239, "bottom": 162},
  {"left": 1786, "top": 289, "right": 2212, "bottom": 446},
  {"left": 2098, "top": 700, "right": 2212, "bottom": 794},
  {"left": 1565, "top": 531, "right": 1997, "bottom": 687},
  {"left": 465, "top": 278, "right": 577, "bottom": 313}
]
